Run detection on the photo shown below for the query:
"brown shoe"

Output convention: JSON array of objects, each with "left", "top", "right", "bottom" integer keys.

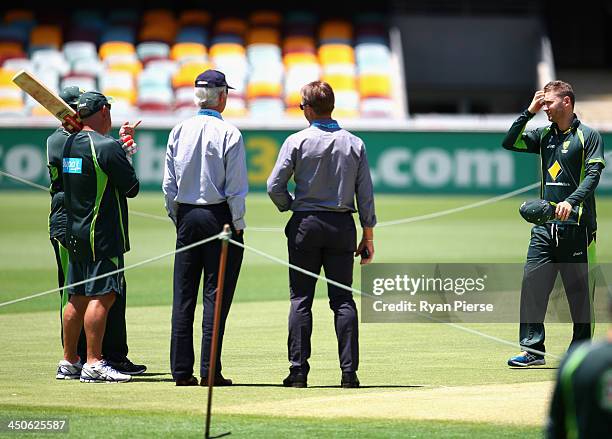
[
  {"left": 200, "top": 374, "right": 233, "bottom": 386},
  {"left": 175, "top": 376, "right": 198, "bottom": 386}
]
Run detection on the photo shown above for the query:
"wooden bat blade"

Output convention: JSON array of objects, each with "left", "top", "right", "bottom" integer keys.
[{"left": 12, "top": 70, "right": 83, "bottom": 131}]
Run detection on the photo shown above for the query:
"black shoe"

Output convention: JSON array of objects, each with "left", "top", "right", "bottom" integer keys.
[
  {"left": 283, "top": 371, "right": 307, "bottom": 388},
  {"left": 341, "top": 372, "right": 360, "bottom": 388},
  {"left": 176, "top": 376, "right": 198, "bottom": 386},
  {"left": 107, "top": 358, "right": 147, "bottom": 376},
  {"left": 200, "top": 374, "right": 233, "bottom": 386}
]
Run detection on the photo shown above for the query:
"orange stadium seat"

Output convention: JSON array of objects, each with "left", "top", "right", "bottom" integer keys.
[
  {"left": 283, "top": 36, "right": 316, "bottom": 54},
  {"left": 209, "top": 43, "right": 245, "bottom": 58},
  {"left": 246, "top": 28, "right": 280, "bottom": 46},
  {"left": 30, "top": 25, "right": 63, "bottom": 50},
  {"left": 249, "top": 11, "right": 282, "bottom": 27},
  {"left": 4, "top": 10, "right": 34, "bottom": 23},
  {"left": 0, "top": 42, "right": 24, "bottom": 59},
  {"left": 179, "top": 10, "right": 211, "bottom": 27},
  {"left": 214, "top": 18, "right": 248, "bottom": 37},
  {"left": 139, "top": 25, "right": 177, "bottom": 45},
  {"left": 319, "top": 20, "right": 353, "bottom": 41},
  {"left": 143, "top": 9, "right": 175, "bottom": 25}
]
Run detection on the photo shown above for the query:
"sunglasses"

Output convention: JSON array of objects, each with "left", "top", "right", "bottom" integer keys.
[{"left": 299, "top": 102, "right": 310, "bottom": 110}]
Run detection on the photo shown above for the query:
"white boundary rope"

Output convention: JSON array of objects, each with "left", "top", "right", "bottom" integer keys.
[{"left": 0, "top": 233, "right": 222, "bottom": 308}]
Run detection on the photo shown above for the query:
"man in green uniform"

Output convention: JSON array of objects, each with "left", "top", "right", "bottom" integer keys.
[
  {"left": 56, "top": 91, "right": 143, "bottom": 382},
  {"left": 546, "top": 300, "right": 612, "bottom": 438},
  {"left": 502, "top": 80, "right": 605, "bottom": 367}
]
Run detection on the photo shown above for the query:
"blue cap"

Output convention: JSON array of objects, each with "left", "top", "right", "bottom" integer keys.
[{"left": 194, "top": 69, "right": 234, "bottom": 89}]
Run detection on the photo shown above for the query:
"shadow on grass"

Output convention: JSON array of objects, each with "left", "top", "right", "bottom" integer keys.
[
  {"left": 231, "top": 384, "right": 424, "bottom": 389},
  {"left": 508, "top": 367, "right": 558, "bottom": 370}
]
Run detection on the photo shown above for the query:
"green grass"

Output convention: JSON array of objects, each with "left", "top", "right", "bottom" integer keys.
[{"left": 1, "top": 192, "right": 611, "bottom": 437}]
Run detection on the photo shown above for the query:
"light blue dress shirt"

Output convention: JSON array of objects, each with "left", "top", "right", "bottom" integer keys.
[{"left": 162, "top": 109, "right": 248, "bottom": 229}]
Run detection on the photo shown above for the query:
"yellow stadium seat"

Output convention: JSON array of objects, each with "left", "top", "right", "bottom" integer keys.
[
  {"left": 284, "top": 91, "right": 303, "bottom": 107},
  {"left": 214, "top": 18, "right": 248, "bottom": 36},
  {"left": 172, "top": 62, "right": 211, "bottom": 88},
  {"left": 179, "top": 10, "right": 211, "bottom": 27},
  {"left": 333, "top": 108, "right": 358, "bottom": 118},
  {"left": 102, "top": 88, "right": 136, "bottom": 105},
  {"left": 319, "top": 20, "right": 353, "bottom": 41},
  {"left": 318, "top": 44, "right": 355, "bottom": 65},
  {"left": 247, "top": 82, "right": 282, "bottom": 100},
  {"left": 283, "top": 52, "right": 318, "bottom": 67},
  {"left": 246, "top": 28, "right": 280, "bottom": 46},
  {"left": 358, "top": 74, "right": 391, "bottom": 98},
  {"left": 322, "top": 74, "right": 356, "bottom": 91},
  {"left": 285, "top": 106, "right": 303, "bottom": 118},
  {"left": 0, "top": 96, "right": 24, "bottom": 110},
  {"left": 171, "top": 43, "right": 207, "bottom": 61},
  {"left": 283, "top": 36, "right": 315, "bottom": 54},
  {"left": 99, "top": 42, "right": 136, "bottom": 60},
  {"left": 107, "top": 60, "right": 143, "bottom": 76},
  {"left": 31, "top": 103, "right": 53, "bottom": 116},
  {"left": 249, "top": 11, "right": 282, "bottom": 27},
  {"left": 209, "top": 43, "right": 245, "bottom": 58},
  {"left": 0, "top": 69, "right": 20, "bottom": 86},
  {"left": 30, "top": 25, "right": 63, "bottom": 49},
  {"left": 4, "top": 10, "right": 34, "bottom": 23}
]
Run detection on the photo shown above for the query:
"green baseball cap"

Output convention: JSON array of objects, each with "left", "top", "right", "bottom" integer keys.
[
  {"left": 77, "top": 91, "right": 112, "bottom": 118},
  {"left": 59, "top": 86, "right": 84, "bottom": 107}
]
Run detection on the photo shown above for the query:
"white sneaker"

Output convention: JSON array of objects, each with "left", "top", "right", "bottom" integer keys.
[
  {"left": 80, "top": 360, "right": 132, "bottom": 383},
  {"left": 56, "top": 359, "right": 83, "bottom": 380}
]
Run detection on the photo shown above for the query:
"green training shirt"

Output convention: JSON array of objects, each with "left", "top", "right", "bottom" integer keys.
[
  {"left": 62, "top": 130, "right": 139, "bottom": 262},
  {"left": 502, "top": 110, "right": 605, "bottom": 230},
  {"left": 47, "top": 127, "right": 70, "bottom": 239},
  {"left": 546, "top": 340, "right": 612, "bottom": 438}
]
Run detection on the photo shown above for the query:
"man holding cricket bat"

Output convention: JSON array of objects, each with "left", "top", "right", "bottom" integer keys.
[{"left": 57, "top": 91, "right": 143, "bottom": 383}]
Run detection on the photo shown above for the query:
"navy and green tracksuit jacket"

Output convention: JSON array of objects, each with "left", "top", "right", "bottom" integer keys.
[
  {"left": 502, "top": 110, "right": 605, "bottom": 231},
  {"left": 47, "top": 127, "right": 71, "bottom": 240},
  {"left": 62, "top": 130, "right": 139, "bottom": 262}
]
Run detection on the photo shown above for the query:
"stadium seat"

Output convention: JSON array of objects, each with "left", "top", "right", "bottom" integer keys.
[
  {"left": 318, "top": 44, "right": 355, "bottom": 65},
  {"left": 172, "top": 62, "right": 210, "bottom": 88},
  {"left": 144, "top": 59, "right": 178, "bottom": 78},
  {"left": 0, "top": 96, "right": 25, "bottom": 114},
  {"left": 143, "top": 9, "right": 175, "bottom": 25},
  {"left": 246, "top": 28, "right": 280, "bottom": 46},
  {"left": 139, "top": 22, "right": 177, "bottom": 45},
  {"left": 249, "top": 10, "right": 282, "bottom": 27},
  {"left": 70, "top": 58, "right": 103, "bottom": 78},
  {"left": 319, "top": 20, "right": 353, "bottom": 43},
  {"left": 137, "top": 42, "right": 170, "bottom": 64},
  {"left": 283, "top": 36, "right": 316, "bottom": 55},
  {"left": 31, "top": 49, "right": 69, "bottom": 76},
  {"left": 138, "top": 84, "right": 173, "bottom": 111},
  {"left": 63, "top": 41, "right": 98, "bottom": 65},
  {"left": 100, "top": 27, "right": 135, "bottom": 45},
  {"left": 179, "top": 10, "right": 211, "bottom": 27},
  {"left": 358, "top": 73, "right": 391, "bottom": 98},
  {"left": 355, "top": 43, "right": 391, "bottom": 74},
  {"left": 99, "top": 69, "right": 134, "bottom": 94},
  {"left": 30, "top": 25, "right": 63, "bottom": 50},
  {"left": 176, "top": 27, "right": 208, "bottom": 45},
  {"left": 4, "top": 10, "right": 35, "bottom": 24},
  {"left": 214, "top": 17, "right": 248, "bottom": 37},
  {"left": 361, "top": 97, "right": 393, "bottom": 117},
  {"left": 108, "top": 9, "right": 140, "bottom": 27},
  {"left": 99, "top": 41, "right": 136, "bottom": 60},
  {"left": 171, "top": 43, "right": 207, "bottom": 64},
  {"left": 2, "top": 58, "right": 33, "bottom": 72},
  {"left": 174, "top": 85, "right": 196, "bottom": 109},
  {"left": 224, "top": 93, "right": 247, "bottom": 118}
]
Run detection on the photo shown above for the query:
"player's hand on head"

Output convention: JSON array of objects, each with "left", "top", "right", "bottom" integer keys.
[
  {"left": 528, "top": 90, "right": 545, "bottom": 114},
  {"left": 555, "top": 201, "right": 573, "bottom": 221}
]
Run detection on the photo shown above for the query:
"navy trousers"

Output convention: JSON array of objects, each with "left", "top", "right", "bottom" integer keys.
[
  {"left": 170, "top": 203, "right": 243, "bottom": 380},
  {"left": 286, "top": 211, "right": 359, "bottom": 375}
]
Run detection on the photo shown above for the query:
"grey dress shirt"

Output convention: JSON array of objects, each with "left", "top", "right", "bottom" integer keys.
[
  {"left": 266, "top": 120, "right": 376, "bottom": 227},
  {"left": 162, "top": 110, "right": 248, "bottom": 229}
]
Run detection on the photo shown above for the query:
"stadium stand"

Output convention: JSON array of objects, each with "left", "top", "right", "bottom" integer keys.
[{"left": 0, "top": 7, "right": 404, "bottom": 120}]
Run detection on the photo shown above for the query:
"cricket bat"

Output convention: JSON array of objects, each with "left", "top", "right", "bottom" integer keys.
[{"left": 12, "top": 70, "right": 83, "bottom": 132}]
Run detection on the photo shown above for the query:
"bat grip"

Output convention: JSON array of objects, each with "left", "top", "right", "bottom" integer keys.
[{"left": 64, "top": 115, "right": 83, "bottom": 132}]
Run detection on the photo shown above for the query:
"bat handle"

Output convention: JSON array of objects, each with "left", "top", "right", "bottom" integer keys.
[{"left": 64, "top": 115, "right": 83, "bottom": 133}]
